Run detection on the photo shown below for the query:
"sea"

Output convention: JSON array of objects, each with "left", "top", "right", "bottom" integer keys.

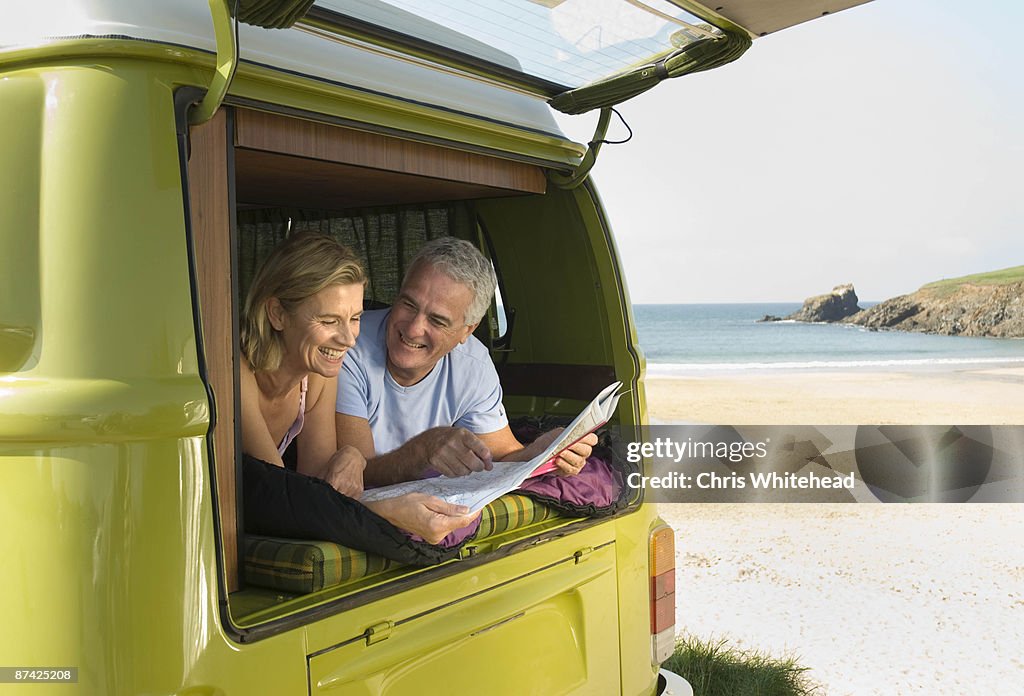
[{"left": 633, "top": 303, "right": 1024, "bottom": 375}]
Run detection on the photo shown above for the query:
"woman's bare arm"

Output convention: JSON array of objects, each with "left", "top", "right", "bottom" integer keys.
[{"left": 298, "top": 375, "right": 365, "bottom": 497}]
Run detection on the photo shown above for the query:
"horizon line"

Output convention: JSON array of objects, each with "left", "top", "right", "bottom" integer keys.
[{"left": 631, "top": 300, "right": 883, "bottom": 306}]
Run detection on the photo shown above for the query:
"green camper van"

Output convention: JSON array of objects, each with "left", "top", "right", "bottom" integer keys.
[{"left": 0, "top": 1, "right": 868, "bottom": 693}]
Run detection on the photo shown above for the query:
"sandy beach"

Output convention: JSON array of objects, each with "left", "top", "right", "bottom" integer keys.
[
  {"left": 645, "top": 366, "right": 1024, "bottom": 425},
  {"left": 648, "top": 367, "right": 1023, "bottom": 695},
  {"left": 658, "top": 503, "right": 1024, "bottom": 696}
]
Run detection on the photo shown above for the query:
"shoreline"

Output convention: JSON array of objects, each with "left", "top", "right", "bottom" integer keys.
[
  {"left": 646, "top": 355, "right": 1024, "bottom": 375},
  {"left": 644, "top": 364, "right": 1024, "bottom": 425}
]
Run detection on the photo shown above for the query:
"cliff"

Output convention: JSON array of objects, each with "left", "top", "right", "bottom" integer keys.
[
  {"left": 844, "top": 278, "right": 1024, "bottom": 338},
  {"left": 782, "top": 267, "right": 1024, "bottom": 338}
]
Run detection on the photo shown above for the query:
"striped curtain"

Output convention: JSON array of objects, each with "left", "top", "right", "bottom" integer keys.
[{"left": 235, "top": 203, "right": 476, "bottom": 307}]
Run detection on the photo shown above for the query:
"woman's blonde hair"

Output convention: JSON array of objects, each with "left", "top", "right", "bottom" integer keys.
[{"left": 241, "top": 233, "right": 366, "bottom": 372}]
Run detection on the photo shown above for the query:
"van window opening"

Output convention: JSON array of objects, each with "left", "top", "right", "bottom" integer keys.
[{"left": 186, "top": 106, "right": 631, "bottom": 628}]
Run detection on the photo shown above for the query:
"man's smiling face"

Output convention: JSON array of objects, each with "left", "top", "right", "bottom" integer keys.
[{"left": 385, "top": 261, "right": 476, "bottom": 387}]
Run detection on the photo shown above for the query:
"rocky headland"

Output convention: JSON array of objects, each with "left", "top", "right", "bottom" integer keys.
[
  {"left": 778, "top": 267, "right": 1024, "bottom": 338},
  {"left": 758, "top": 283, "right": 861, "bottom": 323},
  {"left": 844, "top": 280, "right": 1024, "bottom": 337}
]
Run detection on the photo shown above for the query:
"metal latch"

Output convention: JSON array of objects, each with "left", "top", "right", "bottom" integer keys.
[
  {"left": 364, "top": 621, "right": 393, "bottom": 646},
  {"left": 574, "top": 546, "right": 595, "bottom": 564}
]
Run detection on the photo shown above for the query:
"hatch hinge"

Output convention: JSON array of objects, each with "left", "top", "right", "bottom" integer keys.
[
  {"left": 574, "top": 546, "right": 595, "bottom": 565},
  {"left": 190, "top": 0, "right": 239, "bottom": 125},
  {"left": 547, "top": 107, "right": 612, "bottom": 190},
  {"left": 364, "top": 621, "right": 394, "bottom": 646}
]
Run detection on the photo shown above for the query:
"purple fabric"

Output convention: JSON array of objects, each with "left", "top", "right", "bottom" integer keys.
[{"left": 517, "top": 454, "right": 620, "bottom": 508}]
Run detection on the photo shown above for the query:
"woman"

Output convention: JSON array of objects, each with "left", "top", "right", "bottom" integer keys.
[
  {"left": 240, "top": 232, "right": 367, "bottom": 496},
  {"left": 240, "top": 233, "right": 477, "bottom": 544}
]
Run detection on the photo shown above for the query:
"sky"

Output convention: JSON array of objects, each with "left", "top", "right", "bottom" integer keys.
[{"left": 553, "top": 0, "right": 1024, "bottom": 303}]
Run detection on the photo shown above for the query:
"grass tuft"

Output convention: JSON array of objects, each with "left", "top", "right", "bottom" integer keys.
[{"left": 663, "top": 635, "right": 822, "bottom": 696}]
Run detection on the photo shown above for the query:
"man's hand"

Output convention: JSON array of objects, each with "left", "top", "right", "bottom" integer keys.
[
  {"left": 419, "top": 427, "right": 494, "bottom": 478},
  {"left": 520, "top": 428, "right": 598, "bottom": 477},
  {"left": 319, "top": 445, "right": 366, "bottom": 498},
  {"left": 365, "top": 493, "right": 481, "bottom": 544}
]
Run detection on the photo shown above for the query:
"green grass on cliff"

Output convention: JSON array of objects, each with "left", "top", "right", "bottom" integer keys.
[{"left": 922, "top": 265, "right": 1024, "bottom": 293}]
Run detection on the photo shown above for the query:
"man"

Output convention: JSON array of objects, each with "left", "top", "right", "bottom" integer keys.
[{"left": 336, "top": 237, "right": 596, "bottom": 489}]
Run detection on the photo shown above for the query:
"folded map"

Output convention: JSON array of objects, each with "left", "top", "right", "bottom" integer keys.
[{"left": 360, "top": 381, "right": 623, "bottom": 513}]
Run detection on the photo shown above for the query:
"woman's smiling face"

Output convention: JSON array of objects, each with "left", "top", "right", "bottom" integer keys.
[{"left": 270, "top": 283, "right": 364, "bottom": 378}]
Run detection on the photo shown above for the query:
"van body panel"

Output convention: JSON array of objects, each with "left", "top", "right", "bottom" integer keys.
[
  {"left": 476, "top": 183, "right": 645, "bottom": 425},
  {"left": 574, "top": 182, "right": 649, "bottom": 426},
  {"left": 0, "top": 73, "right": 43, "bottom": 372},
  {"left": 1, "top": 37, "right": 584, "bottom": 169},
  {"left": 614, "top": 514, "right": 663, "bottom": 695},
  {"left": 478, "top": 193, "right": 615, "bottom": 367},
  {"left": 307, "top": 539, "right": 621, "bottom": 694},
  {"left": 0, "top": 62, "right": 197, "bottom": 381},
  {"left": 0, "top": 438, "right": 315, "bottom": 694}
]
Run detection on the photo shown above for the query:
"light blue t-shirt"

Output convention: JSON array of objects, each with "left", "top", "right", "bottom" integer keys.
[{"left": 336, "top": 309, "right": 507, "bottom": 455}]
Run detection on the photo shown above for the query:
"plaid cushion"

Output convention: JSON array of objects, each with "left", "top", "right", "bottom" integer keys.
[
  {"left": 244, "top": 537, "right": 398, "bottom": 594},
  {"left": 476, "top": 493, "right": 557, "bottom": 537},
  {"left": 243, "top": 493, "right": 559, "bottom": 593}
]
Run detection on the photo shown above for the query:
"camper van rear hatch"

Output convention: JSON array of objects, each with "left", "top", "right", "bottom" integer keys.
[{"left": 308, "top": 0, "right": 716, "bottom": 95}]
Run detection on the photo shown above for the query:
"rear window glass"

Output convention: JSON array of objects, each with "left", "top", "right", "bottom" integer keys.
[{"left": 313, "top": 0, "right": 717, "bottom": 88}]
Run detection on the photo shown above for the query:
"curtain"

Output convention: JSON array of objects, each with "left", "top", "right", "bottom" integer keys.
[{"left": 236, "top": 203, "right": 475, "bottom": 306}]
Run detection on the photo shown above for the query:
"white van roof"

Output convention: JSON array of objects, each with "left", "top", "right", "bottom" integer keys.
[{"left": 0, "top": 0, "right": 564, "bottom": 139}]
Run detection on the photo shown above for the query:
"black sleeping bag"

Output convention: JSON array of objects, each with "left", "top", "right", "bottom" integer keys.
[{"left": 242, "top": 454, "right": 474, "bottom": 565}]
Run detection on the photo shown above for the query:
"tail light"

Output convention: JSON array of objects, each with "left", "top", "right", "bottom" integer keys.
[{"left": 649, "top": 523, "right": 676, "bottom": 663}]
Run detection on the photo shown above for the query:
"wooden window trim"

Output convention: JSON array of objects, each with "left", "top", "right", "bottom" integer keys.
[{"left": 188, "top": 109, "right": 240, "bottom": 592}]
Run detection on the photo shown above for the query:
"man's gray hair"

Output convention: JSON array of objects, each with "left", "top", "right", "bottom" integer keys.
[{"left": 406, "top": 237, "right": 497, "bottom": 326}]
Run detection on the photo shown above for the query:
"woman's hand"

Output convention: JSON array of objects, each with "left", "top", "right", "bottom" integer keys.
[
  {"left": 365, "top": 493, "right": 480, "bottom": 544},
  {"left": 320, "top": 445, "right": 366, "bottom": 498}
]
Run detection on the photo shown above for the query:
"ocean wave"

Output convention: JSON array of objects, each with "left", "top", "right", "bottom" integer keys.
[{"left": 646, "top": 356, "right": 1024, "bottom": 373}]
